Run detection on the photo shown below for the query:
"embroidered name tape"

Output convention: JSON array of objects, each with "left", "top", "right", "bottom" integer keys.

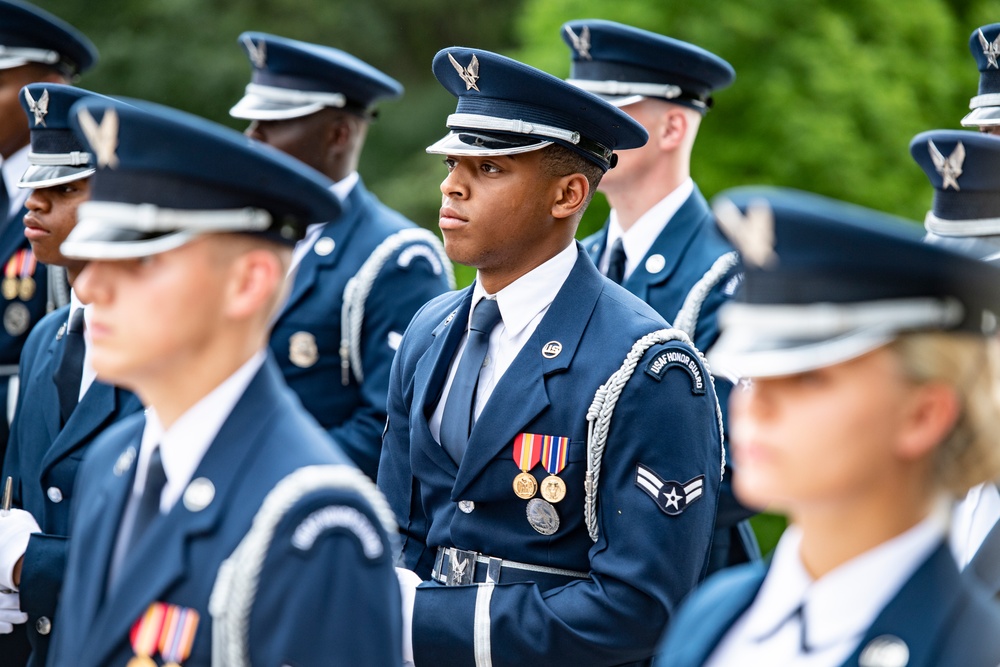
[
  {"left": 634, "top": 464, "right": 704, "bottom": 516},
  {"left": 644, "top": 348, "right": 706, "bottom": 394}
]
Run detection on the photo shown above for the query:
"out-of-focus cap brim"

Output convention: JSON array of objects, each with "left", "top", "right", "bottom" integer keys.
[
  {"left": 61, "top": 221, "right": 198, "bottom": 260},
  {"left": 962, "top": 106, "right": 1000, "bottom": 127},
  {"left": 425, "top": 130, "right": 553, "bottom": 157},
  {"left": 229, "top": 93, "right": 324, "bottom": 121}
]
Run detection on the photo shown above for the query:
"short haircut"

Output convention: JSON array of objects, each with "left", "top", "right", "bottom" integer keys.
[{"left": 539, "top": 144, "right": 603, "bottom": 209}]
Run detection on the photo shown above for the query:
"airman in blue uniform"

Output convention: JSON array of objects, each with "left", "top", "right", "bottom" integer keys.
[
  {"left": 40, "top": 98, "right": 400, "bottom": 666},
  {"left": 961, "top": 23, "right": 1000, "bottom": 136},
  {"left": 656, "top": 188, "right": 1000, "bottom": 667},
  {"left": 230, "top": 32, "right": 453, "bottom": 479},
  {"left": 0, "top": 84, "right": 143, "bottom": 667},
  {"left": 379, "top": 47, "right": 724, "bottom": 666},
  {"left": 561, "top": 19, "right": 757, "bottom": 573},
  {"left": 0, "top": 0, "right": 97, "bottom": 470}
]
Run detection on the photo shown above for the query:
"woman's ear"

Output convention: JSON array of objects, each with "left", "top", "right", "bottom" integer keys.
[{"left": 895, "top": 381, "right": 961, "bottom": 461}]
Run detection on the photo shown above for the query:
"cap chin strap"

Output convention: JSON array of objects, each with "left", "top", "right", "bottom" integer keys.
[
  {"left": 78, "top": 201, "right": 272, "bottom": 233},
  {"left": 243, "top": 82, "right": 346, "bottom": 108},
  {"left": 566, "top": 78, "right": 683, "bottom": 100},
  {"left": 925, "top": 211, "right": 1000, "bottom": 237},
  {"left": 28, "top": 151, "right": 91, "bottom": 167},
  {"left": 970, "top": 92, "right": 1000, "bottom": 109},
  {"left": 447, "top": 113, "right": 581, "bottom": 144}
]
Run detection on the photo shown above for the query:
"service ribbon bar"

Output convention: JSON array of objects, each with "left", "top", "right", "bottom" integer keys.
[
  {"left": 513, "top": 432, "right": 543, "bottom": 472},
  {"left": 540, "top": 435, "right": 570, "bottom": 475}
]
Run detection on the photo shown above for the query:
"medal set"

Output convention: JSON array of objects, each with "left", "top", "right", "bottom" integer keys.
[
  {"left": 2, "top": 249, "right": 36, "bottom": 302},
  {"left": 128, "top": 602, "right": 200, "bottom": 667},
  {"left": 512, "top": 433, "right": 569, "bottom": 535}
]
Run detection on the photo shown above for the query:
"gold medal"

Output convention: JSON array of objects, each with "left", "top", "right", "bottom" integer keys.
[
  {"left": 2, "top": 277, "right": 16, "bottom": 300},
  {"left": 18, "top": 276, "right": 34, "bottom": 301},
  {"left": 540, "top": 475, "right": 566, "bottom": 503},
  {"left": 164, "top": 663, "right": 182, "bottom": 667},
  {"left": 126, "top": 656, "right": 157, "bottom": 667},
  {"left": 513, "top": 471, "right": 538, "bottom": 499}
]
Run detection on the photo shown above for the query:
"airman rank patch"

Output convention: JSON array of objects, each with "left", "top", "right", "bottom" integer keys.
[
  {"left": 644, "top": 348, "right": 706, "bottom": 394},
  {"left": 635, "top": 464, "right": 704, "bottom": 516}
]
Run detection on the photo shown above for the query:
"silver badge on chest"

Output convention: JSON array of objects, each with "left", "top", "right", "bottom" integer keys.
[
  {"left": 859, "top": 635, "right": 909, "bottom": 667},
  {"left": 3, "top": 303, "right": 29, "bottom": 336},
  {"left": 526, "top": 497, "right": 560, "bottom": 535},
  {"left": 289, "top": 331, "right": 319, "bottom": 368}
]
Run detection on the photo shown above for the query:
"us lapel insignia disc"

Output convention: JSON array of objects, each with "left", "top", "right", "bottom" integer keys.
[
  {"left": 526, "top": 498, "right": 560, "bottom": 535},
  {"left": 644, "top": 254, "right": 666, "bottom": 274},
  {"left": 183, "top": 477, "right": 215, "bottom": 512},
  {"left": 289, "top": 331, "right": 319, "bottom": 368},
  {"left": 541, "top": 341, "right": 562, "bottom": 359},
  {"left": 314, "top": 237, "right": 335, "bottom": 256},
  {"left": 859, "top": 635, "right": 909, "bottom": 667}
]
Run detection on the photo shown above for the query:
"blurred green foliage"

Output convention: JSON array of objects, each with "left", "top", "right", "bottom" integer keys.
[{"left": 33, "top": 0, "right": 999, "bottom": 553}]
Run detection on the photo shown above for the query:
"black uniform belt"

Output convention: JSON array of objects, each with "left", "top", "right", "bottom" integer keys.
[{"left": 431, "top": 546, "right": 590, "bottom": 587}]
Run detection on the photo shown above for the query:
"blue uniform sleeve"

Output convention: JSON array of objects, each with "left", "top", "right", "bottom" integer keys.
[
  {"left": 331, "top": 246, "right": 450, "bottom": 480},
  {"left": 410, "top": 340, "right": 723, "bottom": 666}
]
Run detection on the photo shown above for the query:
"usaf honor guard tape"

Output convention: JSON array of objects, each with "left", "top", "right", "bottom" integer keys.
[{"left": 209, "top": 465, "right": 397, "bottom": 667}]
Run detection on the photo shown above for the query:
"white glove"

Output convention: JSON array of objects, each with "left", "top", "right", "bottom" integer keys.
[
  {"left": 0, "top": 590, "right": 27, "bottom": 634},
  {"left": 0, "top": 508, "right": 40, "bottom": 591},
  {"left": 395, "top": 567, "right": 421, "bottom": 666}
]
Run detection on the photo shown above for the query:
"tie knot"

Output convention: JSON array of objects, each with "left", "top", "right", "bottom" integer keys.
[
  {"left": 68, "top": 307, "right": 85, "bottom": 334},
  {"left": 470, "top": 298, "right": 502, "bottom": 334}
]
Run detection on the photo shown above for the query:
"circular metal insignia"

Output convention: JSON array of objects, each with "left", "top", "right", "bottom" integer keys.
[
  {"left": 526, "top": 498, "right": 560, "bottom": 535},
  {"left": 183, "top": 477, "right": 215, "bottom": 512},
  {"left": 55, "top": 323, "right": 66, "bottom": 340},
  {"left": 46, "top": 487, "right": 63, "bottom": 503},
  {"left": 859, "top": 635, "right": 910, "bottom": 667},
  {"left": 513, "top": 472, "right": 538, "bottom": 499},
  {"left": 2, "top": 277, "right": 17, "bottom": 300},
  {"left": 289, "top": 331, "right": 319, "bottom": 368},
  {"left": 126, "top": 656, "right": 157, "bottom": 667},
  {"left": 18, "top": 276, "right": 35, "bottom": 301},
  {"left": 540, "top": 475, "right": 566, "bottom": 503},
  {"left": 113, "top": 446, "right": 137, "bottom": 477},
  {"left": 314, "top": 237, "right": 336, "bottom": 256},
  {"left": 35, "top": 616, "right": 51, "bottom": 635},
  {"left": 541, "top": 341, "right": 562, "bottom": 359},
  {"left": 645, "top": 254, "right": 666, "bottom": 274},
  {"left": 3, "top": 302, "right": 29, "bottom": 336},
  {"left": 458, "top": 500, "right": 475, "bottom": 514}
]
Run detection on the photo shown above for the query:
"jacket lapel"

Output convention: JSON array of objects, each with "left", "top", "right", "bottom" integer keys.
[
  {"left": 39, "top": 380, "right": 121, "bottom": 473},
  {"left": 583, "top": 225, "right": 608, "bottom": 265},
  {"left": 83, "top": 360, "right": 285, "bottom": 666},
  {"left": 966, "top": 515, "right": 1000, "bottom": 598},
  {"left": 35, "top": 324, "right": 64, "bottom": 443},
  {"left": 451, "top": 248, "right": 602, "bottom": 499},
  {"left": 623, "top": 186, "right": 710, "bottom": 299}
]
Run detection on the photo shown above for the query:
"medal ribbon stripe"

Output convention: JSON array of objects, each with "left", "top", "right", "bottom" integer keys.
[
  {"left": 540, "top": 435, "right": 569, "bottom": 475},
  {"left": 4, "top": 255, "right": 16, "bottom": 280},
  {"left": 21, "top": 250, "right": 35, "bottom": 278},
  {"left": 159, "top": 605, "right": 200, "bottom": 665},
  {"left": 512, "top": 433, "right": 542, "bottom": 471},
  {"left": 130, "top": 602, "right": 168, "bottom": 660}
]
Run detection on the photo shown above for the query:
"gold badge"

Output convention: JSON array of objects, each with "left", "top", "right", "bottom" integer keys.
[
  {"left": 540, "top": 475, "right": 566, "bottom": 503},
  {"left": 126, "top": 657, "right": 157, "bottom": 667},
  {"left": 289, "top": 331, "right": 319, "bottom": 368},
  {"left": 18, "top": 276, "right": 35, "bottom": 301},
  {"left": 3, "top": 302, "right": 29, "bottom": 336},
  {"left": 2, "top": 278, "right": 17, "bottom": 301},
  {"left": 513, "top": 472, "right": 538, "bottom": 500}
]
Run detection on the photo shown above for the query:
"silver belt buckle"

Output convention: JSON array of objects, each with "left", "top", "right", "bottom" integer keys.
[{"left": 446, "top": 547, "right": 477, "bottom": 586}]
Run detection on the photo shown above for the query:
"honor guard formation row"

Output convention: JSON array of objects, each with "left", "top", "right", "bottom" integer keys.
[{"left": 0, "top": 1, "right": 999, "bottom": 666}]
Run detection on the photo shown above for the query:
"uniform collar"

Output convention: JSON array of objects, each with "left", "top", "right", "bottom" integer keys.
[
  {"left": 330, "top": 170, "right": 359, "bottom": 202},
  {"left": 606, "top": 177, "right": 693, "bottom": 278},
  {"left": 470, "top": 241, "right": 577, "bottom": 338},
  {"left": 744, "top": 508, "right": 947, "bottom": 651},
  {"left": 134, "top": 350, "right": 267, "bottom": 511}
]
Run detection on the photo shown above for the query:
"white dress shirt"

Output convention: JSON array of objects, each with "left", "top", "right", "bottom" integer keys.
[
  {"left": 289, "top": 171, "right": 359, "bottom": 273},
  {"left": 705, "top": 510, "right": 947, "bottom": 667},
  {"left": 130, "top": 351, "right": 266, "bottom": 513},
  {"left": 1, "top": 146, "right": 30, "bottom": 219},
  {"left": 600, "top": 177, "right": 693, "bottom": 280},
  {"left": 429, "top": 242, "right": 578, "bottom": 443},
  {"left": 951, "top": 482, "right": 1000, "bottom": 568},
  {"left": 71, "top": 289, "right": 98, "bottom": 402}
]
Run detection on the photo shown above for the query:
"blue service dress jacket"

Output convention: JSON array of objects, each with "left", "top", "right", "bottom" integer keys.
[
  {"left": 378, "top": 245, "right": 724, "bottom": 666},
  {"left": 47, "top": 358, "right": 401, "bottom": 667},
  {"left": 271, "top": 179, "right": 451, "bottom": 479},
  {"left": 1, "top": 305, "right": 143, "bottom": 667},
  {"left": 966, "top": 515, "right": 1000, "bottom": 599},
  {"left": 0, "top": 204, "right": 49, "bottom": 466},
  {"left": 583, "top": 185, "right": 755, "bottom": 571},
  {"left": 655, "top": 541, "right": 1000, "bottom": 667}
]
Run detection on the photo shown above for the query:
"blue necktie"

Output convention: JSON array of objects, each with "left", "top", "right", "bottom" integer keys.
[
  {"left": 439, "top": 298, "right": 502, "bottom": 464},
  {"left": 606, "top": 237, "right": 627, "bottom": 284},
  {"left": 108, "top": 446, "right": 167, "bottom": 592},
  {"left": 53, "top": 307, "right": 85, "bottom": 426},
  {"left": 0, "top": 175, "right": 9, "bottom": 223}
]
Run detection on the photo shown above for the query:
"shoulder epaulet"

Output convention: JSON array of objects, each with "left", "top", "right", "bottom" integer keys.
[
  {"left": 340, "top": 228, "right": 455, "bottom": 385},
  {"left": 210, "top": 464, "right": 397, "bottom": 667},
  {"left": 584, "top": 329, "right": 724, "bottom": 542},
  {"left": 672, "top": 251, "right": 740, "bottom": 341}
]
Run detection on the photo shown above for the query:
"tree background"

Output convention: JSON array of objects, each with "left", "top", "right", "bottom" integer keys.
[{"left": 34, "top": 0, "right": 999, "bottom": 550}]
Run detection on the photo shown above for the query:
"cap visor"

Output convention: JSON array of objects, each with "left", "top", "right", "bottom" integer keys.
[
  {"left": 962, "top": 106, "right": 1000, "bottom": 127},
  {"left": 229, "top": 95, "right": 324, "bottom": 121},
  {"left": 18, "top": 165, "right": 94, "bottom": 189},
  {"left": 0, "top": 56, "right": 30, "bottom": 70},
  {"left": 425, "top": 131, "right": 552, "bottom": 157},
  {"left": 709, "top": 327, "right": 894, "bottom": 379},
  {"left": 61, "top": 221, "right": 198, "bottom": 260}
]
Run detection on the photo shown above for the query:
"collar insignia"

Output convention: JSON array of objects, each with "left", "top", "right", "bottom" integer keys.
[
  {"left": 714, "top": 197, "right": 777, "bottom": 268},
  {"left": 24, "top": 88, "right": 49, "bottom": 127},
  {"left": 244, "top": 36, "right": 266, "bottom": 69},
  {"left": 979, "top": 29, "right": 1000, "bottom": 69},
  {"left": 448, "top": 53, "right": 480, "bottom": 91},
  {"left": 928, "top": 139, "right": 965, "bottom": 191},
  {"left": 564, "top": 25, "right": 592, "bottom": 60},
  {"left": 77, "top": 107, "right": 120, "bottom": 169}
]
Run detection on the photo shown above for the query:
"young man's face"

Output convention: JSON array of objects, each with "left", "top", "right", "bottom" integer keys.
[
  {"left": 72, "top": 236, "right": 232, "bottom": 389},
  {"left": 23, "top": 177, "right": 90, "bottom": 274},
  {"left": 437, "top": 150, "right": 563, "bottom": 277}
]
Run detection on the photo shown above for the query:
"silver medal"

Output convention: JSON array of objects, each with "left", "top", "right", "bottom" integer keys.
[{"left": 526, "top": 497, "right": 560, "bottom": 535}]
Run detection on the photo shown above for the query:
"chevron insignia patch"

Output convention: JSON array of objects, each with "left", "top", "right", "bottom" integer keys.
[{"left": 634, "top": 464, "right": 704, "bottom": 516}]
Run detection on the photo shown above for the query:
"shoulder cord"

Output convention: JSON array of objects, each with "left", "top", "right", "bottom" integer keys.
[
  {"left": 671, "top": 251, "right": 739, "bottom": 341},
  {"left": 340, "top": 228, "right": 455, "bottom": 385},
  {"left": 585, "top": 328, "right": 726, "bottom": 542}
]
